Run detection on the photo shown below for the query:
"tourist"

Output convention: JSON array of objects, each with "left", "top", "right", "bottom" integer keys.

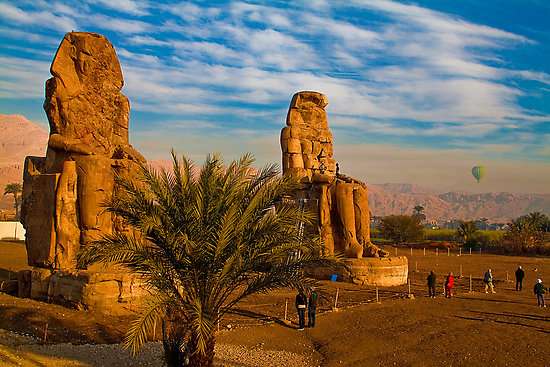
[
  {"left": 515, "top": 266, "right": 525, "bottom": 291},
  {"left": 534, "top": 279, "right": 547, "bottom": 308},
  {"left": 484, "top": 269, "right": 496, "bottom": 294},
  {"left": 295, "top": 289, "right": 307, "bottom": 330},
  {"left": 427, "top": 270, "right": 437, "bottom": 298},
  {"left": 445, "top": 272, "right": 454, "bottom": 298},
  {"left": 308, "top": 287, "right": 318, "bottom": 328}
]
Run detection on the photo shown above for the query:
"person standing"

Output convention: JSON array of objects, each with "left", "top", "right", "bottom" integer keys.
[
  {"left": 445, "top": 272, "right": 454, "bottom": 298},
  {"left": 308, "top": 287, "right": 318, "bottom": 328},
  {"left": 534, "top": 279, "right": 547, "bottom": 308},
  {"left": 483, "top": 269, "right": 496, "bottom": 294},
  {"left": 427, "top": 271, "right": 437, "bottom": 298},
  {"left": 515, "top": 266, "right": 525, "bottom": 291},
  {"left": 295, "top": 289, "right": 307, "bottom": 330}
]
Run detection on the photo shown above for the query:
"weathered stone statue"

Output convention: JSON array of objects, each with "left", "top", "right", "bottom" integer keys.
[
  {"left": 281, "top": 91, "right": 386, "bottom": 258},
  {"left": 19, "top": 32, "right": 145, "bottom": 311}
]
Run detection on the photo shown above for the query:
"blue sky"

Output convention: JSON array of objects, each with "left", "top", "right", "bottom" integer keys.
[{"left": 1, "top": 0, "right": 549, "bottom": 193}]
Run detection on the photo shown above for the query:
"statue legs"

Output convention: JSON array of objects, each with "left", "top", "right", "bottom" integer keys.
[{"left": 335, "top": 182, "right": 363, "bottom": 259}]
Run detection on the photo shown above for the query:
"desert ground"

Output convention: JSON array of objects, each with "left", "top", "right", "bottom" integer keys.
[{"left": 0, "top": 241, "right": 548, "bottom": 366}]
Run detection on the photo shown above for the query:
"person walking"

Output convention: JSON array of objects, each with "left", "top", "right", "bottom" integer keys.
[
  {"left": 295, "top": 289, "right": 307, "bottom": 330},
  {"left": 445, "top": 272, "right": 454, "bottom": 298},
  {"left": 484, "top": 269, "right": 496, "bottom": 294},
  {"left": 308, "top": 287, "right": 318, "bottom": 328},
  {"left": 534, "top": 279, "right": 547, "bottom": 308},
  {"left": 427, "top": 270, "right": 437, "bottom": 298},
  {"left": 515, "top": 266, "right": 525, "bottom": 291}
]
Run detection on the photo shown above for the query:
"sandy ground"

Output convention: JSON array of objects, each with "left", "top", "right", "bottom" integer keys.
[
  {"left": 0, "top": 242, "right": 549, "bottom": 366},
  {"left": 0, "top": 329, "right": 314, "bottom": 367}
]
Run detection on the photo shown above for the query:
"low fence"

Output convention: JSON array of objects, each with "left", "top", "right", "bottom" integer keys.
[{"left": 0, "top": 221, "right": 25, "bottom": 241}]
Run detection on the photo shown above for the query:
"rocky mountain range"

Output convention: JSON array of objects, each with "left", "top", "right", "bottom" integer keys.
[
  {"left": 0, "top": 114, "right": 48, "bottom": 210},
  {"left": 368, "top": 184, "right": 550, "bottom": 222},
  {"left": 1, "top": 113, "right": 548, "bottom": 221}
]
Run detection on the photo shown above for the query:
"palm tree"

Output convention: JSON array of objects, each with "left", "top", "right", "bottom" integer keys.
[
  {"left": 457, "top": 221, "right": 478, "bottom": 246},
  {"left": 78, "top": 152, "right": 338, "bottom": 367},
  {"left": 525, "top": 212, "right": 549, "bottom": 232},
  {"left": 413, "top": 205, "right": 424, "bottom": 215},
  {"left": 412, "top": 205, "right": 426, "bottom": 223},
  {"left": 506, "top": 217, "right": 544, "bottom": 252},
  {"left": 4, "top": 183, "right": 22, "bottom": 220}
]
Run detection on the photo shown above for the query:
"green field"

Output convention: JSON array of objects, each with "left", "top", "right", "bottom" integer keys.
[{"left": 372, "top": 228, "right": 505, "bottom": 246}]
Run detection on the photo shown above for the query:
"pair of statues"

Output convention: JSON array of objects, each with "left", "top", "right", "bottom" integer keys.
[{"left": 21, "top": 33, "right": 385, "bottom": 275}]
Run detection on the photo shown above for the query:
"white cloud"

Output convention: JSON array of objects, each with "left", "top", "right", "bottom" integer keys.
[
  {"left": 0, "top": 27, "right": 60, "bottom": 46},
  {"left": 171, "top": 41, "right": 244, "bottom": 63},
  {"left": 126, "top": 35, "right": 170, "bottom": 46},
  {"left": 164, "top": 2, "right": 220, "bottom": 22},
  {"left": 90, "top": 0, "right": 150, "bottom": 16},
  {"left": 0, "top": 56, "right": 51, "bottom": 98},
  {"left": 0, "top": 2, "right": 76, "bottom": 32},
  {"left": 85, "top": 13, "right": 151, "bottom": 34}
]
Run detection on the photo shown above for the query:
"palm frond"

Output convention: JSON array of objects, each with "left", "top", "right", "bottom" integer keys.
[{"left": 123, "top": 296, "right": 171, "bottom": 355}]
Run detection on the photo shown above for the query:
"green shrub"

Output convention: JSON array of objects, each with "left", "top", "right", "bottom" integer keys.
[
  {"left": 423, "top": 229, "right": 456, "bottom": 242},
  {"left": 378, "top": 215, "right": 424, "bottom": 244}
]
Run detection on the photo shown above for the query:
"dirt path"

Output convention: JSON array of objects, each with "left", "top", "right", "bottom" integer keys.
[
  {"left": 0, "top": 329, "right": 315, "bottom": 367},
  {"left": 1, "top": 242, "right": 549, "bottom": 366}
]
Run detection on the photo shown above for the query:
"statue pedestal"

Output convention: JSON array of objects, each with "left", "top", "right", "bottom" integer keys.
[
  {"left": 310, "top": 256, "right": 408, "bottom": 286},
  {"left": 19, "top": 267, "right": 147, "bottom": 315}
]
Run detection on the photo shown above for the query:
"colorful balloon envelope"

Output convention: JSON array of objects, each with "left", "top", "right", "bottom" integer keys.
[{"left": 471, "top": 166, "right": 485, "bottom": 183}]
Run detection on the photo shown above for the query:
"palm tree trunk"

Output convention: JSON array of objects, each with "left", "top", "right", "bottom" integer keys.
[
  {"left": 188, "top": 333, "right": 215, "bottom": 367},
  {"left": 162, "top": 314, "right": 189, "bottom": 367},
  {"left": 14, "top": 195, "right": 20, "bottom": 221}
]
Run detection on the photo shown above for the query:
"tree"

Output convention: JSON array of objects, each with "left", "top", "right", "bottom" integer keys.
[
  {"left": 456, "top": 221, "right": 478, "bottom": 247},
  {"left": 378, "top": 215, "right": 424, "bottom": 244},
  {"left": 522, "top": 212, "right": 549, "bottom": 232},
  {"left": 3, "top": 183, "right": 22, "bottom": 220},
  {"left": 413, "top": 205, "right": 424, "bottom": 215},
  {"left": 412, "top": 205, "right": 426, "bottom": 222},
  {"left": 506, "top": 214, "right": 546, "bottom": 252},
  {"left": 78, "top": 152, "right": 337, "bottom": 367}
]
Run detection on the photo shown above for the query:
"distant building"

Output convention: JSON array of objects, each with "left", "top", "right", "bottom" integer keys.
[{"left": 424, "top": 219, "right": 439, "bottom": 230}]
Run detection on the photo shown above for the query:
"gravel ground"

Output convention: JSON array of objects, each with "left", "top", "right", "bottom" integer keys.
[{"left": 0, "top": 329, "right": 315, "bottom": 367}]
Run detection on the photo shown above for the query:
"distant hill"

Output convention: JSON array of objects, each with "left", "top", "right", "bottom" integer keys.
[
  {"left": 0, "top": 114, "right": 48, "bottom": 210},
  {"left": 0, "top": 113, "right": 548, "bottom": 222},
  {"left": 369, "top": 184, "right": 550, "bottom": 222}
]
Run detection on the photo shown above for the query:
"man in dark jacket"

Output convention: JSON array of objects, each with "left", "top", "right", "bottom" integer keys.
[
  {"left": 295, "top": 289, "right": 307, "bottom": 330},
  {"left": 515, "top": 266, "right": 525, "bottom": 291},
  {"left": 308, "top": 287, "right": 318, "bottom": 328},
  {"left": 427, "top": 271, "right": 437, "bottom": 298},
  {"left": 534, "top": 279, "right": 547, "bottom": 308}
]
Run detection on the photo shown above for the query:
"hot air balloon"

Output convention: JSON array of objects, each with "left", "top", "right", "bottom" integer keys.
[{"left": 471, "top": 166, "right": 485, "bottom": 183}]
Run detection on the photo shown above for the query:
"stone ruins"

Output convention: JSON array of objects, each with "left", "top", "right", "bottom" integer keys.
[
  {"left": 19, "top": 32, "right": 146, "bottom": 312},
  {"left": 281, "top": 91, "right": 386, "bottom": 258},
  {"left": 16, "top": 33, "right": 405, "bottom": 308},
  {"left": 281, "top": 91, "right": 408, "bottom": 285}
]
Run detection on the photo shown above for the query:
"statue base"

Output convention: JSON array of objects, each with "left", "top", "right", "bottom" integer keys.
[
  {"left": 18, "top": 267, "right": 147, "bottom": 315},
  {"left": 309, "top": 256, "right": 408, "bottom": 286}
]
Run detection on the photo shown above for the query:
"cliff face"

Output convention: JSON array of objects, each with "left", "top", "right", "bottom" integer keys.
[
  {"left": 0, "top": 114, "right": 48, "bottom": 210},
  {"left": 369, "top": 184, "right": 550, "bottom": 222}
]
